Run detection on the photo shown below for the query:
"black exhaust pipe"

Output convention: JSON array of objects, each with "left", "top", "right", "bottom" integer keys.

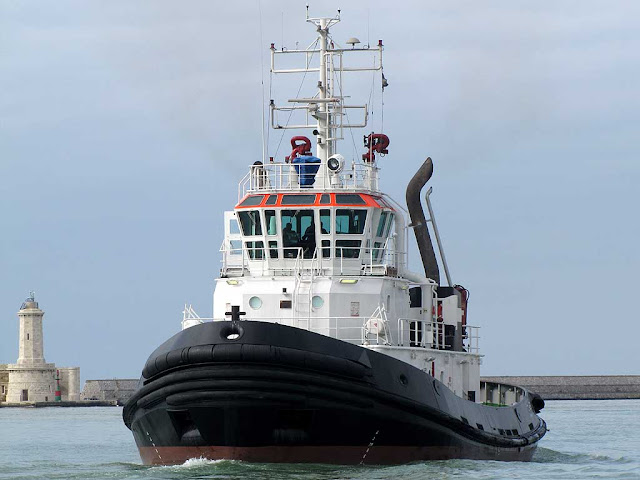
[{"left": 405, "top": 157, "right": 440, "bottom": 284}]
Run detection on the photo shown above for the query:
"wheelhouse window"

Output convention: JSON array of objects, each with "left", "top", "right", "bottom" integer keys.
[
  {"left": 373, "top": 241, "right": 384, "bottom": 261},
  {"left": 229, "top": 240, "right": 242, "bottom": 255},
  {"left": 335, "top": 194, "right": 366, "bottom": 205},
  {"left": 268, "top": 240, "right": 278, "bottom": 259},
  {"left": 265, "top": 210, "right": 278, "bottom": 235},
  {"left": 335, "top": 209, "right": 367, "bottom": 234},
  {"left": 238, "top": 195, "right": 264, "bottom": 207},
  {"left": 385, "top": 213, "right": 395, "bottom": 236},
  {"left": 281, "top": 209, "right": 314, "bottom": 257},
  {"left": 245, "top": 241, "right": 264, "bottom": 260},
  {"left": 281, "top": 194, "right": 316, "bottom": 205},
  {"left": 376, "top": 211, "right": 389, "bottom": 237},
  {"left": 336, "top": 239, "right": 361, "bottom": 258},
  {"left": 265, "top": 194, "right": 277, "bottom": 205},
  {"left": 319, "top": 209, "right": 331, "bottom": 234},
  {"left": 229, "top": 218, "right": 240, "bottom": 235},
  {"left": 321, "top": 239, "right": 330, "bottom": 258},
  {"left": 238, "top": 210, "right": 262, "bottom": 236}
]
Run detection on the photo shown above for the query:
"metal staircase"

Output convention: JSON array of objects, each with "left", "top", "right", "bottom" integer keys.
[{"left": 293, "top": 248, "right": 320, "bottom": 330}]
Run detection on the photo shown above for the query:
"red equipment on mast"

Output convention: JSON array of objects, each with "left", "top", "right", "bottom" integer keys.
[
  {"left": 362, "top": 133, "right": 390, "bottom": 162},
  {"left": 285, "top": 136, "right": 312, "bottom": 162}
]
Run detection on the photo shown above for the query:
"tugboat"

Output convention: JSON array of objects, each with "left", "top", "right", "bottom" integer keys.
[{"left": 123, "top": 10, "right": 546, "bottom": 465}]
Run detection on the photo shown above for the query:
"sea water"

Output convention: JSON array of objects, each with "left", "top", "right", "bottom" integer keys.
[{"left": 0, "top": 400, "right": 638, "bottom": 480}]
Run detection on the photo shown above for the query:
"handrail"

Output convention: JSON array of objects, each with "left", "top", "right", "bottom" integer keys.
[
  {"left": 185, "top": 315, "right": 479, "bottom": 353},
  {"left": 361, "top": 305, "right": 392, "bottom": 345},
  {"left": 480, "top": 380, "right": 525, "bottom": 406},
  {"left": 397, "top": 317, "right": 480, "bottom": 353},
  {"left": 239, "top": 161, "right": 380, "bottom": 200},
  {"left": 213, "top": 315, "right": 379, "bottom": 344},
  {"left": 220, "top": 243, "right": 401, "bottom": 277}
]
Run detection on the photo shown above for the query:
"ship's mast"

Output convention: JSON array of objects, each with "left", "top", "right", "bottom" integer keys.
[
  {"left": 307, "top": 13, "right": 340, "bottom": 163},
  {"left": 269, "top": 10, "right": 382, "bottom": 176},
  {"left": 317, "top": 17, "right": 330, "bottom": 162}
]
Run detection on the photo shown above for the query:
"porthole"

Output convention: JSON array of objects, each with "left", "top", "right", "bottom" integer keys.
[
  {"left": 249, "top": 296, "right": 262, "bottom": 309},
  {"left": 312, "top": 296, "right": 324, "bottom": 309}
]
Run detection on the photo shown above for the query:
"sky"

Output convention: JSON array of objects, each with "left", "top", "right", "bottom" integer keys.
[{"left": 1, "top": 1, "right": 639, "bottom": 384}]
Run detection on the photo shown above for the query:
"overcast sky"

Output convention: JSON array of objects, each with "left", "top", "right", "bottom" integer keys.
[{"left": 1, "top": 1, "right": 639, "bottom": 383}]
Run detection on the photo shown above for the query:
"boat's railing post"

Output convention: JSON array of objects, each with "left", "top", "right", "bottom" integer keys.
[{"left": 242, "top": 244, "right": 247, "bottom": 272}]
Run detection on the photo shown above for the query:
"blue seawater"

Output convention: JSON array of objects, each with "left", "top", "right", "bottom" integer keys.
[{"left": 0, "top": 400, "right": 638, "bottom": 479}]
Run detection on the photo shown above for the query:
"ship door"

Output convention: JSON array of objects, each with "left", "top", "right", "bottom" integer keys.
[
  {"left": 462, "top": 361, "right": 470, "bottom": 400},
  {"left": 223, "top": 211, "right": 244, "bottom": 271}
]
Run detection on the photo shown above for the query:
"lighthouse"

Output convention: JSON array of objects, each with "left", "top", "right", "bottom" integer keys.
[
  {"left": 3, "top": 293, "right": 80, "bottom": 403},
  {"left": 17, "top": 292, "right": 46, "bottom": 365}
]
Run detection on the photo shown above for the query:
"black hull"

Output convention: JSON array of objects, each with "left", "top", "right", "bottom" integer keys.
[{"left": 123, "top": 321, "right": 545, "bottom": 465}]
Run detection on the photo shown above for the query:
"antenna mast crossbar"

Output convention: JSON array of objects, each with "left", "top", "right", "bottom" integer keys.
[{"left": 269, "top": 12, "right": 384, "bottom": 164}]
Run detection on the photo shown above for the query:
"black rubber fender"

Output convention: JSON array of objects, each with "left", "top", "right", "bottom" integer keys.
[{"left": 530, "top": 393, "right": 545, "bottom": 413}]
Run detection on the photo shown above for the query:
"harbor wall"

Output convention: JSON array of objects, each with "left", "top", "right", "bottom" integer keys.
[
  {"left": 0, "top": 400, "right": 116, "bottom": 408},
  {"left": 77, "top": 376, "right": 640, "bottom": 404},
  {"left": 81, "top": 379, "right": 138, "bottom": 405},
  {"left": 0, "top": 366, "right": 8, "bottom": 402},
  {"left": 5, "top": 364, "right": 57, "bottom": 403},
  {"left": 481, "top": 375, "right": 640, "bottom": 400},
  {"left": 58, "top": 367, "right": 81, "bottom": 401}
]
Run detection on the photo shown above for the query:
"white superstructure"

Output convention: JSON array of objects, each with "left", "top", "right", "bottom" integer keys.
[{"left": 189, "top": 11, "right": 482, "bottom": 402}]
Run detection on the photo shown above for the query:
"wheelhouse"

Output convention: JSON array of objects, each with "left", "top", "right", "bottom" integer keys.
[{"left": 223, "top": 193, "right": 397, "bottom": 277}]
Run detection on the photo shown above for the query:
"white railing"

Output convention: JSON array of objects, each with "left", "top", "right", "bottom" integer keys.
[
  {"left": 220, "top": 243, "right": 400, "bottom": 277},
  {"left": 361, "top": 305, "right": 392, "bottom": 346},
  {"left": 239, "top": 161, "right": 380, "bottom": 200},
  {"left": 210, "top": 316, "right": 370, "bottom": 344},
  {"left": 480, "top": 381, "right": 525, "bottom": 406},
  {"left": 465, "top": 324, "right": 481, "bottom": 354},
  {"left": 187, "top": 314, "right": 477, "bottom": 352},
  {"left": 397, "top": 317, "right": 480, "bottom": 353}
]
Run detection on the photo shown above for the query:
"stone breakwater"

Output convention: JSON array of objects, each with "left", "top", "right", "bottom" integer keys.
[
  {"left": 481, "top": 376, "right": 640, "bottom": 400},
  {"left": 81, "top": 379, "right": 138, "bottom": 405},
  {"left": 6, "top": 376, "right": 637, "bottom": 406},
  {"left": 0, "top": 400, "right": 116, "bottom": 408}
]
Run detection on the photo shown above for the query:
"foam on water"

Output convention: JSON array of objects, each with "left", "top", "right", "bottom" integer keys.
[{"left": 178, "top": 457, "right": 232, "bottom": 468}]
